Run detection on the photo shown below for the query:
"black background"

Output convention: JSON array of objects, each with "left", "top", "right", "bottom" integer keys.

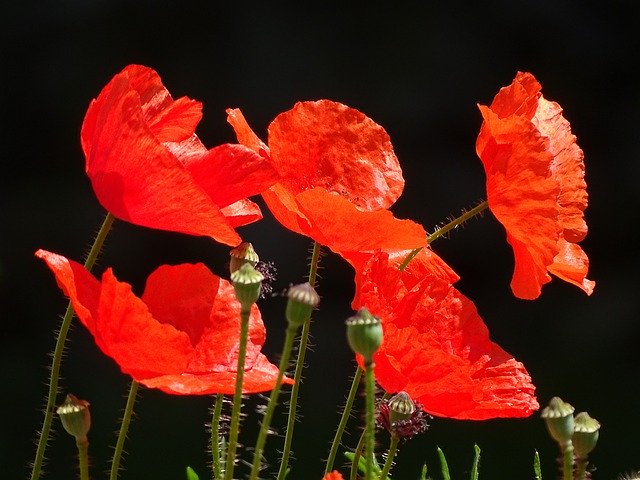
[{"left": 2, "top": 2, "right": 640, "bottom": 479}]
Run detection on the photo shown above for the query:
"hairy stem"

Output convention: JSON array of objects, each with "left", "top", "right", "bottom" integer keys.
[
  {"left": 378, "top": 434, "right": 399, "bottom": 480},
  {"left": 211, "top": 394, "right": 224, "bottom": 479},
  {"left": 364, "top": 359, "right": 375, "bottom": 480},
  {"left": 31, "top": 212, "right": 115, "bottom": 480},
  {"left": 110, "top": 380, "right": 139, "bottom": 480},
  {"left": 76, "top": 436, "right": 90, "bottom": 480}
]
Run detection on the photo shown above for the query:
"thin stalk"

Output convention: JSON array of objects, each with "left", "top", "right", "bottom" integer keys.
[
  {"left": 76, "top": 436, "right": 90, "bottom": 480},
  {"left": 324, "top": 367, "right": 363, "bottom": 474},
  {"left": 211, "top": 393, "right": 224, "bottom": 479},
  {"left": 398, "top": 200, "right": 488, "bottom": 271},
  {"left": 575, "top": 458, "right": 588, "bottom": 480},
  {"left": 378, "top": 434, "right": 399, "bottom": 480},
  {"left": 110, "top": 380, "right": 139, "bottom": 480},
  {"left": 276, "top": 241, "right": 322, "bottom": 479},
  {"left": 364, "top": 359, "right": 375, "bottom": 480},
  {"left": 31, "top": 212, "right": 115, "bottom": 480},
  {"left": 350, "top": 433, "right": 366, "bottom": 480},
  {"left": 224, "top": 309, "right": 251, "bottom": 480},
  {"left": 561, "top": 441, "right": 574, "bottom": 480},
  {"left": 249, "top": 324, "right": 298, "bottom": 480}
]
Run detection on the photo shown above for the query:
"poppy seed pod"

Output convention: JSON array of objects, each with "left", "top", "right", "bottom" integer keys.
[
  {"left": 572, "top": 411, "right": 600, "bottom": 458},
  {"left": 57, "top": 394, "right": 91, "bottom": 440},
  {"left": 231, "top": 263, "right": 264, "bottom": 311},
  {"left": 541, "top": 396, "right": 575, "bottom": 445},
  {"left": 376, "top": 391, "right": 429, "bottom": 439},
  {"left": 286, "top": 282, "right": 320, "bottom": 327},
  {"left": 230, "top": 242, "right": 259, "bottom": 274},
  {"left": 345, "top": 307, "right": 382, "bottom": 363}
]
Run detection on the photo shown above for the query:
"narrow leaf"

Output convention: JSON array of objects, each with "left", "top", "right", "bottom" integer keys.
[
  {"left": 470, "top": 444, "right": 481, "bottom": 480},
  {"left": 186, "top": 466, "right": 200, "bottom": 480},
  {"left": 533, "top": 450, "right": 542, "bottom": 480},
  {"left": 437, "top": 447, "right": 451, "bottom": 480}
]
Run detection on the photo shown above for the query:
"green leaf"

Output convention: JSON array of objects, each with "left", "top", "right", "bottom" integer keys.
[
  {"left": 470, "top": 444, "right": 481, "bottom": 480},
  {"left": 437, "top": 447, "right": 451, "bottom": 480},
  {"left": 185, "top": 466, "right": 200, "bottom": 480},
  {"left": 343, "top": 451, "right": 383, "bottom": 476},
  {"left": 533, "top": 450, "right": 542, "bottom": 480},
  {"left": 420, "top": 463, "right": 428, "bottom": 480}
]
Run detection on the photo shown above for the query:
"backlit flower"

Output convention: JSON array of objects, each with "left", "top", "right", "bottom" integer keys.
[
  {"left": 347, "top": 249, "right": 539, "bottom": 420},
  {"left": 226, "top": 102, "right": 426, "bottom": 254},
  {"left": 81, "top": 64, "right": 278, "bottom": 246},
  {"left": 322, "top": 472, "right": 345, "bottom": 480},
  {"left": 476, "top": 72, "right": 594, "bottom": 299},
  {"left": 36, "top": 249, "right": 290, "bottom": 394}
]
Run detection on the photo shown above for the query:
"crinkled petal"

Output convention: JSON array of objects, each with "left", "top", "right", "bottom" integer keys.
[
  {"left": 221, "top": 199, "right": 263, "bottom": 228},
  {"left": 184, "top": 143, "right": 278, "bottom": 208},
  {"left": 267, "top": 100, "right": 403, "bottom": 210},
  {"left": 226, "top": 107, "right": 270, "bottom": 157},
  {"left": 36, "top": 250, "right": 193, "bottom": 380},
  {"left": 353, "top": 251, "right": 538, "bottom": 420},
  {"left": 140, "top": 354, "right": 293, "bottom": 395},
  {"left": 548, "top": 239, "right": 595, "bottom": 295},
  {"left": 294, "top": 188, "right": 426, "bottom": 253}
]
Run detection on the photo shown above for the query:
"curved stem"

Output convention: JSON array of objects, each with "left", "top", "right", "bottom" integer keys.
[
  {"left": 249, "top": 324, "right": 298, "bottom": 480},
  {"left": 224, "top": 309, "right": 251, "bottom": 480},
  {"left": 211, "top": 393, "right": 225, "bottom": 479},
  {"left": 379, "top": 434, "right": 399, "bottom": 480},
  {"left": 325, "top": 367, "right": 363, "bottom": 474},
  {"left": 110, "top": 380, "right": 139, "bottom": 480},
  {"left": 276, "top": 241, "right": 322, "bottom": 480},
  {"left": 76, "top": 436, "right": 90, "bottom": 480},
  {"left": 398, "top": 200, "right": 488, "bottom": 271},
  {"left": 364, "top": 359, "right": 375, "bottom": 480},
  {"left": 350, "top": 432, "right": 366, "bottom": 480},
  {"left": 31, "top": 212, "right": 115, "bottom": 480}
]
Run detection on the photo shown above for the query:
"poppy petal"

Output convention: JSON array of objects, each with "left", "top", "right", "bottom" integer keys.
[{"left": 268, "top": 100, "right": 404, "bottom": 210}]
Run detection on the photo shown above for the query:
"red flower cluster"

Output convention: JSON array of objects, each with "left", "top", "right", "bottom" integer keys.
[
  {"left": 476, "top": 71, "right": 594, "bottom": 299},
  {"left": 36, "top": 250, "right": 290, "bottom": 394},
  {"left": 81, "top": 64, "right": 278, "bottom": 246}
]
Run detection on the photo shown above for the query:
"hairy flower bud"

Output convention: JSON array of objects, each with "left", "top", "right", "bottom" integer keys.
[
  {"left": 57, "top": 394, "right": 91, "bottom": 440},
  {"left": 230, "top": 242, "right": 259, "bottom": 274},
  {"left": 286, "top": 282, "right": 320, "bottom": 328},
  {"left": 541, "top": 396, "right": 575, "bottom": 445},
  {"left": 345, "top": 308, "right": 383, "bottom": 363},
  {"left": 231, "top": 263, "right": 263, "bottom": 311}
]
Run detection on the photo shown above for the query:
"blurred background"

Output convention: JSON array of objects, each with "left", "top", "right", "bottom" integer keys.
[{"left": 2, "top": 1, "right": 639, "bottom": 479}]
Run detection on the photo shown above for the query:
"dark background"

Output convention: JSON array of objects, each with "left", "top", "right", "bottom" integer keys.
[{"left": 2, "top": 2, "right": 639, "bottom": 479}]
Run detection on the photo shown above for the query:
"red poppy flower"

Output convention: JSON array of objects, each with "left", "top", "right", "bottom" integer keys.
[
  {"left": 81, "top": 64, "right": 278, "bottom": 246},
  {"left": 347, "top": 249, "right": 538, "bottom": 420},
  {"left": 476, "top": 72, "right": 594, "bottom": 299},
  {"left": 226, "top": 102, "right": 427, "bottom": 254},
  {"left": 36, "top": 249, "right": 290, "bottom": 394},
  {"left": 322, "top": 472, "right": 344, "bottom": 480}
]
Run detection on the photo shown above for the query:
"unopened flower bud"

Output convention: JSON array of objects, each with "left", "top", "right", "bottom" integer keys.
[
  {"left": 541, "top": 396, "right": 575, "bottom": 445},
  {"left": 345, "top": 308, "right": 383, "bottom": 363},
  {"left": 286, "top": 282, "right": 320, "bottom": 328},
  {"left": 230, "top": 242, "right": 259, "bottom": 274},
  {"left": 572, "top": 411, "right": 600, "bottom": 458},
  {"left": 57, "top": 394, "right": 91, "bottom": 440},
  {"left": 231, "top": 263, "right": 263, "bottom": 311}
]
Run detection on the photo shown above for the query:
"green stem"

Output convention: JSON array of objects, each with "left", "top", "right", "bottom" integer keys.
[
  {"left": 76, "top": 436, "right": 90, "bottom": 480},
  {"left": 276, "top": 241, "right": 322, "bottom": 480},
  {"left": 324, "top": 367, "right": 363, "bottom": 474},
  {"left": 575, "top": 458, "right": 588, "bottom": 480},
  {"left": 561, "top": 441, "right": 574, "bottom": 480},
  {"left": 398, "top": 200, "right": 488, "bottom": 271},
  {"left": 350, "top": 432, "right": 366, "bottom": 480},
  {"left": 249, "top": 324, "right": 298, "bottom": 480},
  {"left": 378, "top": 434, "right": 399, "bottom": 480},
  {"left": 364, "top": 359, "right": 375, "bottom": 480},
  {"left": 224, "top": 309, "right": 251, "bottom": 480},
  {"left": 211, "top": 393, "right": 225, "bottom": 479},
  {"left": 110, "top": 380, "right": 139, "bottom": 480},
  {"left": 31, "top": 212, "right": 115, "bottom": 480}
]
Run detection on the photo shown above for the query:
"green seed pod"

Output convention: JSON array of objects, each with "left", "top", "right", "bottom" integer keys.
[
  {"left": 286, "top": 282, "right": 320, "bottom": 328},
  {"left": 388, "top": 391, "right": 416, "bottom": 424},
  {"left": 229, "top": 242, "right": 259, "bottom": 274},
  {"left": 57, "top": 394, "right": 91, "bottom": 440},
  {"left": 572, "top": 411, "right": 600, "bottom": 458},
  {"left": 231, "top": 263, "right": 263, "bottom": 311},
  {"left": 541, "top": 396, "right": 575, "bottom": 445},
  {"left": 345, "top": 307, "right": 383, "bottom": 363}
]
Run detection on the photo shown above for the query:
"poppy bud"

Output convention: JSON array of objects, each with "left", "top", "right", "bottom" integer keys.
[
  {"left": 231, "top": 263, "right": 263, "bottom": 311},
  {"left": 345, "top": 308, "right": 383, "bottom": 363},
  {"left": 57, "top": 394, "right": 91, "bottom": 440},
  {"left": 286, "top": 282, "right": 320, "bottom": 328},
  {"left": 572, "top": 411, "right": 600, "bottom": 458},
  {"left": 541, "top": 396, "right": 575, "bottom": 445},
  {"left": 230, "top": 242, "right": 259, "bottom": 274}
]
